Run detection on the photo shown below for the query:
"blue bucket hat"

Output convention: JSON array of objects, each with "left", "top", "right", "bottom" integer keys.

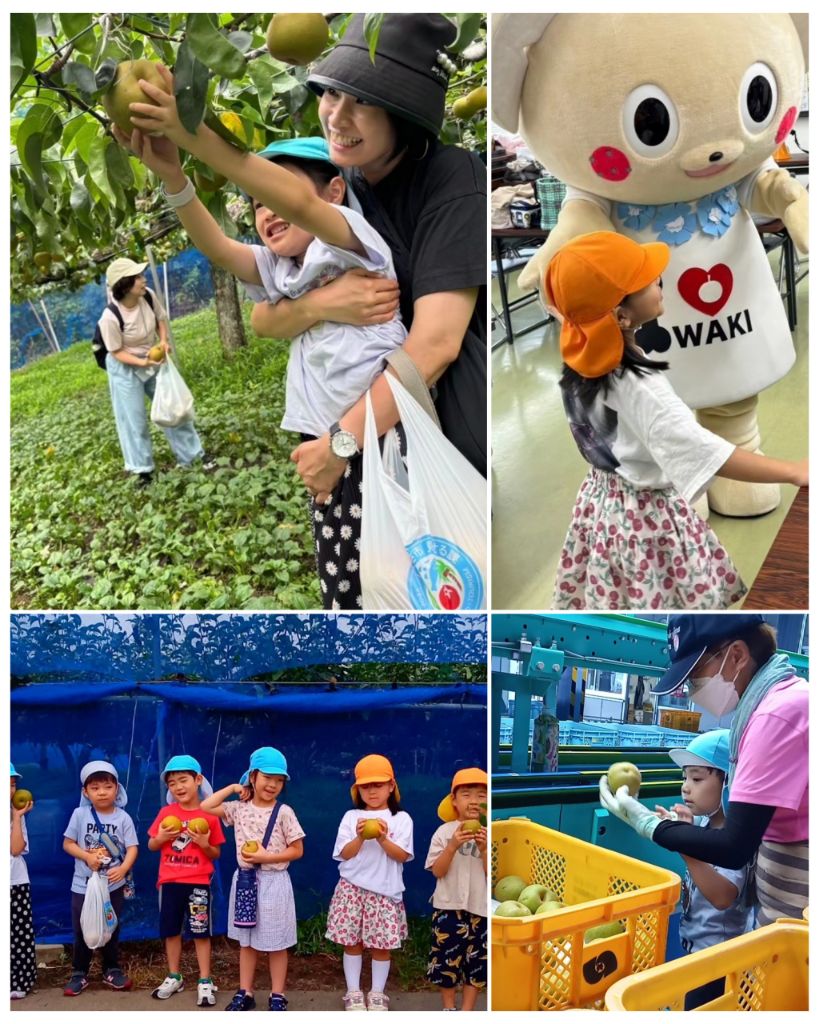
[
  {"left": 668, "top": 730, "right": 730, "bottom": 774},
  {"left": 10, "top": 763, "right": 22, "bottom": 778},
  {"left": 162, "top": 755, "right": 214, "bottom": 804},
  {"left": 80, "top": 760, "right": 128, "bottom": 808},
  {"left": 257, "top": 136, "right": 338, "bottom": 170},
  {"left": 240, "top": 747, "right": 290, "bottom": 786},
  {"left": 653, "top": 615, "right": 766, "bottom": 695}
]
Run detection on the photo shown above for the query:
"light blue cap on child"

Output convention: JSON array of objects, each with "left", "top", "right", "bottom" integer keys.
[
  {"left": 10, "top": 762, "right": 22, "bottom": 778},
  {"left": 79, "top": 760, "right": 128, "bottom": 807},
  {"left": 668, "top": 729, "right": 731, "bottom": 774},
  {"left": 258, "top": 136, "right": 337, "bottom": 168},
  {"left": 161, "top": 755, "right": 214, "bottom": 804},
  {"left": 240, "top": 747, "right": 290, "bottom": 786}
]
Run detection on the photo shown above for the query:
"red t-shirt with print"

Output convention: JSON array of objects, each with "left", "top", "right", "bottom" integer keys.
[{"left": 148, "top": 803, "right": 226, "bottom": 887}]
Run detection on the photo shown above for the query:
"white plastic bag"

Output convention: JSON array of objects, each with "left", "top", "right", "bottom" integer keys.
[
  {"left": 150, "top": 355, "right": 194, "bottom": 428},
  {"left": 80, "top": 871, "right": 118, "bottom": 949},
  {"left": 360, "top": 375, "right": 486, "bottom": 610}
]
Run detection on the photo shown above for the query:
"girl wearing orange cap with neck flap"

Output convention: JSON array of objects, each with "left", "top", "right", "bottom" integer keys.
[
  {"left": 325, "top": 755, "right": 413, "bottom": 1012},
  {"left": 551, "top": 232, "right": 807, "bottom": 610}
]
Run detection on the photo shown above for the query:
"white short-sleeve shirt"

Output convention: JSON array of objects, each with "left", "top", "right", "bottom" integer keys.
[
  {"left": 10, "top": 814, "right": 29, "bottom": 886},
  {"left": 332, "top": 808, "right": 413, "bottom": 900}
]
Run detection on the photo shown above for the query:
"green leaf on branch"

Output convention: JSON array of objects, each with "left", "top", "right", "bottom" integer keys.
[
  {"left": 175, "top": 40, "right": 211, "bottom": 135},
  {"left": 185, "top": 13, "right": 247, "bottom": 79},
  {"left": 59, "top": 13, "right": 97, "bottom": 54},
  {"left": 450, "top": 13, "right": 483, "bottom": 54},
  {"left": 104, "top": 138, "right": 135, "bottom": 188},
  {"left": 85, "top": 133, "right": 112, "bottom": 204},
  {"left": 11, "top": 14, "right": 37, "bottom": 99},
  {"left": 362, "top": 13, "right": 384, "bottom": 63},
  {"left": 35, "top": 14, "right": 57, "bottom": 37}
]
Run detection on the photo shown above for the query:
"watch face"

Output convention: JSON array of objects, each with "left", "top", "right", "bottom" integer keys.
[{"left": 332, "top": 430, "right": 358, "bottom": 459}]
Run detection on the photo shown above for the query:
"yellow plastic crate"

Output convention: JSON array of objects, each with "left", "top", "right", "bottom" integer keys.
[
  {"left": 604, "top": 921, "right": 808, "bottom": 1011},
  {"left": 491, "top": 818, "right": 681, "bottom": 1010}
]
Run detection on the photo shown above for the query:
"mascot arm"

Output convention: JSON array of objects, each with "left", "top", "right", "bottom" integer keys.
[
  {"left": 518, "top": 198, "right": 616, "bottom": 302},
  {"left": 752, "top": 168, "right": 809, "bottom": 254}
]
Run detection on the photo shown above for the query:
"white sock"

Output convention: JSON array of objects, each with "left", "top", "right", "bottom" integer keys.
[
  {"left": 343, "top": 953, "right": 363, "bottom": 992},
  {"left": 370, "top": 958, "right": 391, "bottom": 993}
]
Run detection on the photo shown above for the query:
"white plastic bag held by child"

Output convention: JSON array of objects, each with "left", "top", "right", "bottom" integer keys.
[
  {"left": 150, "top": 356, "right": 194, "bottom": 428},
  {"left": 360, "top": 374, "right": 486, "bottom": 610},
  {"left": 80, "top": 870, "right": 118, "bottom": 949}
]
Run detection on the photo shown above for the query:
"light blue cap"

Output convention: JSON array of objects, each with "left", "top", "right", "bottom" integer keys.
[
  {"left": 668, "top": 729, "right": 730, "bottom": 775},
  {"left": 162, "top": 755, "right": 213, "bottom": 804},
  {"left": 79, "top": 760, "right": 128, "bottom": 808},
  {"left": 10, "top": 762, "right": 22, "bottom": 778},
  {"left": 240, "top": 747, "right": 290, "bottom": 786},
  {"left": 257, "top": 136, "right": 337, "bottom": 169}
]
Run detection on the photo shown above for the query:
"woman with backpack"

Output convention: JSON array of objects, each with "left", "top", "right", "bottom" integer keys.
[{"left": 98, "top": 257, "right": 209, "bottom": 486}]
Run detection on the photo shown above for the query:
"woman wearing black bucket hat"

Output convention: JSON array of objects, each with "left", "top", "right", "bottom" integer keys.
[
  {"left": 599, "top": 614, "right": 808, "bottom": 931},
  {"left": 251, "top": 14, "right": 487, "bottom": 606}
]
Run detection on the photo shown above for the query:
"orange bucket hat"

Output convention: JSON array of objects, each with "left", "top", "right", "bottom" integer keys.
[
  {"left": 350, "top": 754, "right": 400, "bottom": 803},
  {"left": 437, "top": 767, "right": 488, "bottom": 822},
  {"left": 546, "top": 232, "right": 669, "bottom": 378}
]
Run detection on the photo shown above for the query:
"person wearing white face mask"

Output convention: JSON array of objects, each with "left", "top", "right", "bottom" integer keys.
[{"left": 600, "top": 614, "right": 808, "bottom": 929}]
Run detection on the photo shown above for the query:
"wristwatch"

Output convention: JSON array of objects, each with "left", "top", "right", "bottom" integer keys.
[{"left": 329, "top": 422, "right": 359, "bottom": 459}]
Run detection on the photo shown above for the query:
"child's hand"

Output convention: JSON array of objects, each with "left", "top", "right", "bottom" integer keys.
[
  {"left": 156, "top": 820, "right": 182, "bottom": 844},
  {"left": 11, "top": 800, "right": 33, "bottom": 818},
  {"left": 791, "top": 458, "right": 808, "bottom": 487},
  {"left": 668, "top": 802, "right": 695, "bottom": 824},
  {"left": 127, "top": 65, "right": 198, "bottom": 151},
  {"left": 186, "top": 826, "right": 211, "bottom": 849},
  {"left": 449, "top": 825, "right": 476, "bottom": 850},
  {"left": 113, "top": 122, "right": 184, "bottom": 185},
  {"left": 474, "top": 826, "right": 487, "bottom": 852},
  {"left": 85, "top": 847, "right": 107, "bottom": 871},
  {"left": 107, "top": 865, "right": 126, "bottom": 884},
  {"left": 240, "top": 847, "right": 270, "bottom": 866},
  {"left": 237, "top": 784, "right": 253, "bottom": 802}
]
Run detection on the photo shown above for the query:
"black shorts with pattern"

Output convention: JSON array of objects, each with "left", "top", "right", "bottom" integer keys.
[{"left": 426, "top": 909, "right": 487, "bottom": 989}]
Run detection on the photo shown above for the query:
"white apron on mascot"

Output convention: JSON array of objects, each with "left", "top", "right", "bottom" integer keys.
[{"left": 566, "top": 161, "right": 794, "bottom": 408}]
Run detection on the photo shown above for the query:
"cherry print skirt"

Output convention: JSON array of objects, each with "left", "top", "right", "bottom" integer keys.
[
  {"left": 553, "top": 468, "right": 747, "bottom": 610},
  {"left": 325, "top": 877, "right": 408, "bottom": 950}
]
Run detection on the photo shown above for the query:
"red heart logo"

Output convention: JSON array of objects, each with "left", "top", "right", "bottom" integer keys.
[{"left": 677, "top": 264, "right": 733, "bottom": 317}]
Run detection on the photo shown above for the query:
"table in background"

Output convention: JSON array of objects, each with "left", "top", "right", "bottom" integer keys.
[
  {"left": 743, "top": 488, "right": 808, "bottom": 609},
  {"left": 492, "top": 227, "right": 552, "bottom": 348}
]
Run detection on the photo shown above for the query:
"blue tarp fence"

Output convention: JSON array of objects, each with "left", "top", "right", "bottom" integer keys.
[{"left": 10, "top": 613, "right": 487, "bottom": 943}]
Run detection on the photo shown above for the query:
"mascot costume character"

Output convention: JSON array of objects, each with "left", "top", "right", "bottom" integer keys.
[{"left": 493, "top": 13, "right": 808, "bottom": 516}]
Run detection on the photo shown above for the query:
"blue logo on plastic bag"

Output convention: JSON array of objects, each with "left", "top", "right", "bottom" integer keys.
[{"left": 406, "top": 535, "right": 484, "bottom": 610}]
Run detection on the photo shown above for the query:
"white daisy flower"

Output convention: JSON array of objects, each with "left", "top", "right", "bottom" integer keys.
[
  {"left": 314, "top": 510, "right": 323, "bottom": 522},
  {"left": 355, "top": 595, "right": 363, "bottom": 607},
  {"left": 322, "top": 525, "right": 334, "bottom": 540},
  {"left": 355, "top": 538, "right": 361, "bottom": 551},
  {"left": 331, "top": 599, "right": 340, "bottom": 610},
  {"left": 346, "top": 558, "right": 359, "bottom": 573},
  {"left": 334, "top": 543, "right": 341, "bottom": 557},
  {"left": 350, "top": 504, "right": 362, "bottom": 519},
  {"left": 344, "top": 463, "right": 352, "bottom": 478},
  {"left": 325, "top": 561, "right": 338, "bottom": 576},
  {"left": 340, "top": 525, "right": 353, "bottom": 540},
  {"left": 338, "top": 579, "right": 351, "bottom": 593},
  {"left": 320, "top": 579, "right": 328, "bottom": 594},
  {"left": 333, "top": 504, "right": 342, "bottom": 518}
]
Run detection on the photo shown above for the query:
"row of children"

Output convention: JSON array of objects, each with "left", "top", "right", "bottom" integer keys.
[{"left": 10, "top": 752, "right": 487, "bottom": 1012}]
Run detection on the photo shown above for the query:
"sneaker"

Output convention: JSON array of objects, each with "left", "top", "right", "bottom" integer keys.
[
  {"left": 367, "top": 991, "right": 390, "bottom": 1011},
  {"left": 102, "top": 968, "right": 133, "bottom": 991},
  {"left": 343, "top": 989, "right": 367, "bottom": 1011},
  {"left": 137, "top": 471, "right": 153, "bottom": 487},
  {"left": 226, "top": 989, "right": 256, "bottom": 1011},
  {"left": 200, "top": 453, "right": 217, "bottom": 471},
  {"left": 268, "top": 992, "right": 288, "bottom": 1011},
  {"left": 63, "top": 973, "right": 88, "bottom": 997},
  {"left": 198, "top": 979, "right": 218, "bottom": 1007},
  {"left": 152, "top": 974, "right": 185, "bottom": 1000},
  {"left": 10, "top": 991, "right": 27, "bottom": 1000}
]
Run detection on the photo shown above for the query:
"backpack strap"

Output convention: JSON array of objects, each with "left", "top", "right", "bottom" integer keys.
[
  {"left": 106, "top": 302, "right": 125, "bottom": 331},
  {"left": 88, "top": 805, "right": 122, "bottom": 862},
  {"left": 143, "top": 288, "right": 155, "bottom": 312},
  {"left": 261, "top": 802, "right": 283, "bottom": 850}
]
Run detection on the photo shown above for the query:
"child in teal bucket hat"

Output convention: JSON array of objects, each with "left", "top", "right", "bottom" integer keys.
[
  {"left": 656, "top": 730, "right": 753, "bottom": 1009},
  {"left": 147, "top": 755, "right": 225, "bottom": 1006},
  {"left": 202, "top": 747, "right": 305, "bottom": 1011}
]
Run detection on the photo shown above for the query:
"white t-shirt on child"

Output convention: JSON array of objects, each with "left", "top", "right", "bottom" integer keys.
[
  {"left": 563, "top": 361, "right": 734, "bottom": 502},
  {"left": 10, "top": 815, "right": 29, "bottom": 886},
  {"left": 332, "top": 808, "right": 413, "bottom": 900},
  {"left": 240, "top": 205, "right": 407, "bottom": 437}
]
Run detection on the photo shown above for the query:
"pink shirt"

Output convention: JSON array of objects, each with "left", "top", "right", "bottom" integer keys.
[
  {"left": 729, "top": 676, "right": 808, "bottom": 843},
  {"left": 222, "top": 799, "right": 305, "bottom": 870}
]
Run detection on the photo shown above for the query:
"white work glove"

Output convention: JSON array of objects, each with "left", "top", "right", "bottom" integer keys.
[{"left": 598, "top": 775, "right": 671, "bottom": 841}]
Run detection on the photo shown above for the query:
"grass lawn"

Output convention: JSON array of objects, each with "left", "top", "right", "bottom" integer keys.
[{"left": 11, "top": 305, "right": 322, "bottom": 609}]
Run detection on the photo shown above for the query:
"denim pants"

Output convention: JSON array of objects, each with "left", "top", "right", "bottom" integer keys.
[{"left": 106, "top": 354, "right": 203, "bottom": 473}]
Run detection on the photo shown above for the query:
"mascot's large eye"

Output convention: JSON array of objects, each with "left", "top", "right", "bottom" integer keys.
[
  {"left": 740, "top": 62, "right": 778, "bottom": 133},
  {"left": 622, "top": 84, "right": 679, "bottom": 158}
]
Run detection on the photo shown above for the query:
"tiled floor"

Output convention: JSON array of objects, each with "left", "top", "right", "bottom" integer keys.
[{"left": 491, "top": 255, "right": 809, "bottom": 609}]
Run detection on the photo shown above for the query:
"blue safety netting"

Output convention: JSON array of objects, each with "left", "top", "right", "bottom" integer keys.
[
  {"left": 11, "top": 613, "right": 487, "bottom": 681},
  {"left": 10, "top": 613, "right": 487, "bottom": 943}
]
